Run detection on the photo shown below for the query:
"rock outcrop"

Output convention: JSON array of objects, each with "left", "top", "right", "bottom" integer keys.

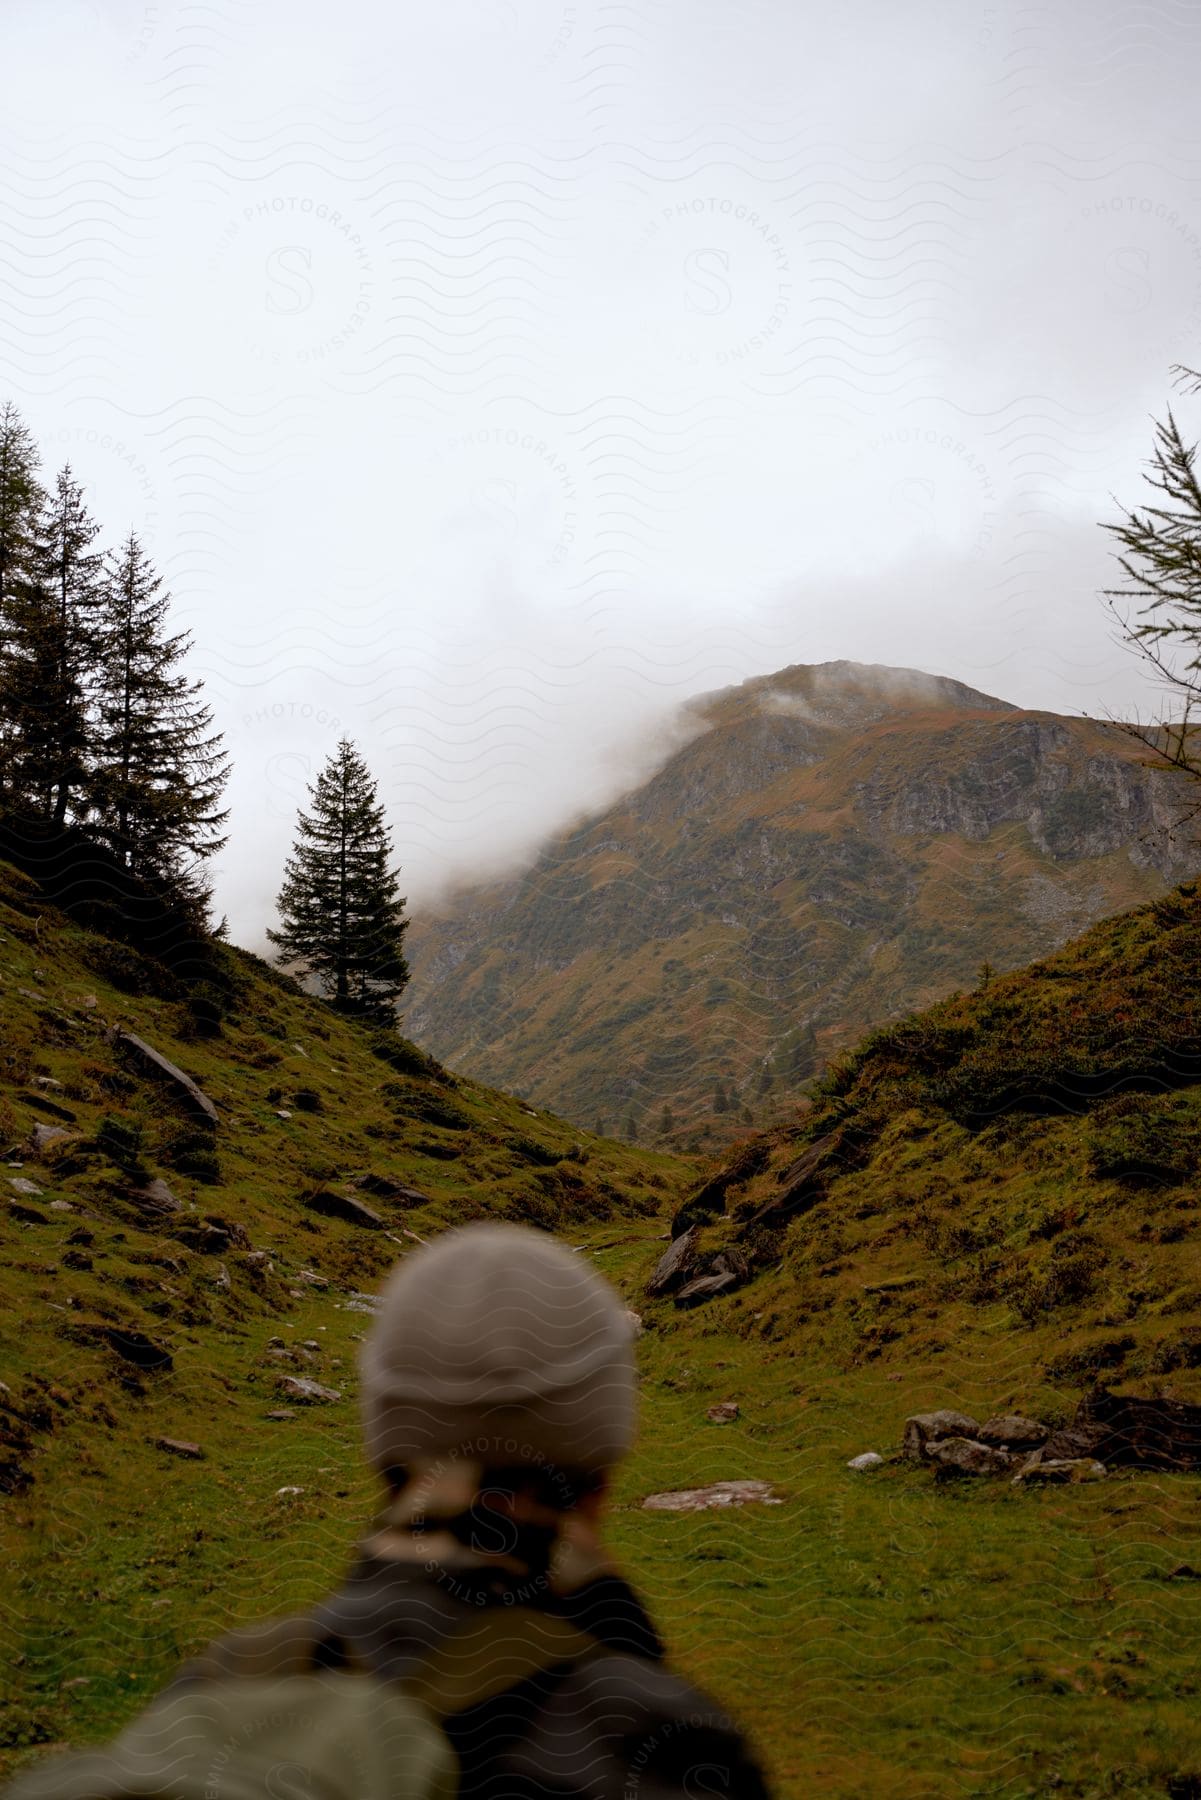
[{"left": 111, "top": 1030, "right": 219, "bottom": 1127}]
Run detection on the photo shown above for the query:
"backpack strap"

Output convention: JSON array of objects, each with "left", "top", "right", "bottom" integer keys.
[
  {"left": 176, "top": 1602, "right": 604, "bottom": 1723},
  {"left": 401, "top": 1612, "right": 604, "bottom": 1722}
]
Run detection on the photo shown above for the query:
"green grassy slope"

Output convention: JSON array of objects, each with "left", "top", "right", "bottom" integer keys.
[
  {"left": 5, "top": 868, "right": 1201, "bottom": 1798},
  {"left": 406, "top": 661, "right": 1199, "bottom": 1148},
  {"left": 0, "top": 856, "right": 691, "bottom": 1776}
]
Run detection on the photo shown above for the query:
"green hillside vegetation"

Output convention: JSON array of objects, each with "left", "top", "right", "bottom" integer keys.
[
  {"left": 672, "top": 880, "right": 1201, "bottom": 1395},
  {"left": 5, "top": 867, "right": 1201, "bottom": 1796},
  {"left": 0, "top": 854, "right": 687, "bottom": 1774},
  {"left": 407, "top": 661, "right": 1199, "bottom": 1147}
]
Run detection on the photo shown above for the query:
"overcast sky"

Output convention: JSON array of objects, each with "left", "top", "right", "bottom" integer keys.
[{"left": 3, "top": 0, "right": 1200, "bottom": 942}]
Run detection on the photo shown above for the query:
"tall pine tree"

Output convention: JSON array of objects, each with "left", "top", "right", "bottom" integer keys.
[
  {"left": 88, "top": 530, "right": 231, "bottom": 913},
  {"left": 268, "top": 738, "right": 409, "bottom": 1027},
  {"left": 0, "top": 405, "right": 46, "bottom": 807},
  {"left": 12, "top": 464, "right": 103, "bottom": 824}
]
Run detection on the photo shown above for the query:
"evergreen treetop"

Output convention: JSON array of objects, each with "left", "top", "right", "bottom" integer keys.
[{"left": 267, "top": 737, "right": 409, "bottom": 1028}]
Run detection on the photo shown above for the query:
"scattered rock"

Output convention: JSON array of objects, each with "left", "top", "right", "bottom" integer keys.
[
  {"left": 265, "top": 1410, "right": 296, "bottom": 1421},
  {"left": 23, "top": 1092, "right": 77, "bottom": 1122},
  {"left": 9, "top": 1177, "right": 43, "bottom": 1197},
  {"left": 978, "top": 1414, "right": 1050, "bottom": 1450},
  {"left": 304, "top": 1189, "right": 385, "bottom": 1231},
  {"left": 351, "top": 1174, "right": 432, "bottom": 1204},
  {"left": 848, "top": 1452, "right": 885, "bottom": 1471},
  {"left": 1011, "top": 1457, "right": 1107, "bottom": 1485},
  {"left": 112, "top": 1029, "right": 219, "bottom": 1127},
  {"left": 154, "top": 1437, "right": 204, "bottom": 1460},
  {"left": 925, "top": 1436, "right": 1012, "bottom": 1478},
  {"left": 9, "top": 1199, "right": 48, "bottom": 1224},
  {"left": 300, "top": 1339, "right": 320, "bottom": 1351},
  {"left": 862, "top": 1276, "right": 923, "bottom": 1296},
  {"left": 1041, "top": 1424, "right": 1108, "bottom": 1463},
  {"left": 61, "top": 1249, "right": 92, "bottom": 1271},
  {"left": 131, "top": 1177, "right": 183, "bottom": 1218},
  {"left": 79, "top": 994, "right": 98, "bottom": 1010},
  {"left": 102, "top": 1329, "right": 173, "bottom": 1372},
  {"left": 345, "top": 1290, "right": 383, "bottom": 1312},
  {"left": 28, "top": 1123, "right": 71, "bottom": 1152},
  {"left": 676, "top": 1271, "right": 740, "bottom": 1308},
  {"left": 173, "top": 1215, "right": 250, "bottom": 1255},
  {"left": 737, "top": 1128, "right": 844, "bottom": 1234},
  {"left": 275, "top": 1110, "right": 292, "bottom": 1120},
  {"left": 48, "top": 1199, "right": 73, "bottom": 1214},
  {"left": 297, "top": 1269, "right": 329, "bottom": 1289},
  {"left": 642, "top": 1479, "right": 782, "bottom": 1513},
  {"left": 66, "top": 1226, "right": 93, "bottom": 1247},
  {"left": 33, "top": 1077, "right": 64, "bottom": 1092},
  {"left": 276, "top": 1377, "right": 342, "bottom": 1404},
  {"left": 902, "top": 1410, "right": 981, "bottom": 1462},
  {"left": 1165, "top": 1564, "right": 1201, "bottom": 1581},
  {"left": 707, "top": 1401, "right": 740, "bottom": 1424},
  {"left": 211, "top": 1263, "right": 231, "bottom": 1291},
  {"left": 275, "top": 1485, "right": 305, "bottom": 1497},
  {"left": 646, "top": 1227, "right": 699, "bottom": 1298},
  {"left": 712, "top": 1247, "right": 750, "bottom": 1282},
  {"left": 625, "top": 1310, "right": 644, "bottom": 1337}
]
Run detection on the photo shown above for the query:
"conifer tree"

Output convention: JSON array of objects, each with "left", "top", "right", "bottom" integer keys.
[
  {"left": 38, "top": 465, "right": 104, "bottom": 826},
  {"left": 268, "top": 738, "right": 409, "bottom": 1026},
  {"left": 0, "top": 402, "right": 43, "bottom": 618},
  {"left": 0, "top": 405, "right": 46, "bottom": 806},
  {"left": 1103, "top": 364, "right": 1201, "bottom": 817},
  {"left": 88, "top": 530, "right": 230, "bottom": 910},
  {"left": 1, "top": 463, "right": 103, "bottom": 823}
]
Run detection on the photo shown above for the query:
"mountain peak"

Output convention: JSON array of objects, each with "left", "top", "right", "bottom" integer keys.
[{"left": 691, "top": 660, "right": 1016, "bottom": 732}]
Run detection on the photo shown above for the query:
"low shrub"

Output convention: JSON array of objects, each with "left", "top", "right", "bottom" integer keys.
[{"left": 370, "top": 1033, "right": 454, "bottom": 1086}]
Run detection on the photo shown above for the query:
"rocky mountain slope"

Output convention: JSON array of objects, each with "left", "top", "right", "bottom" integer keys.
[{"left": 406, "top": 661, "right": 1199, "bottom": 1140}]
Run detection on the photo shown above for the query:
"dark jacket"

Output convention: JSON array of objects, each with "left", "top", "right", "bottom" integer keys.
[{"left": 169, "top": 1547, "right": 771, "bottom": 1800}]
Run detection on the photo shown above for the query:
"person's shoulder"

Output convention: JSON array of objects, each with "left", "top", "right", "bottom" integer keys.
[
  {"left": 164, "top": 1609, "right": 323, "bottom": 1688},
  {"left": 558, "top": 1652, "right": 772, "bottom": 1799}
]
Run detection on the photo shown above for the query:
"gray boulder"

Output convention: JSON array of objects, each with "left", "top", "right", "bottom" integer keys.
[
  {"left": 977, "top": 1413, "right": 1050, "bottom": 1450},
  {"left": 1042, "top": 1423, "right": 1107, "bottom": 1463},
  {"left": 642, "top": 1479, "right": 781, "bottom": 1513},
  {"left": 132, "top": 1177, "right": 183, "bottom": 1217},
  {"left": 712, "top": 1247, "right": 750, "bottom": 1281},
  {"left": 925, "top": 1436, "right": 1012, "bottom": 1477},
  {"left": 154, "top": 1437, "right": 204, "bottom": 1459},
  {"left": 902, "top": 1410, "right": 981, "bottom": 1462},
  {"left": 277, "top": 1376, "right": 342, "bottom": 1404},
  {"left": 848, "top": 1452, "right": 884, "bottom": 1471},
  {"left": 707, "top": 1401, "right": 740, "bottom": 1424},
  {"left": 1012, "top": 1457, "right": 1106, "bottom": 1485},
  {"left": 351, "top": 1174, "right": 432, "bottom": 1204},
  {"left": 304, "top": 1189, "right": 384, "bottom": 1230},
  {"left": 112, "top": 1030, "right": 219, "bottom": 1127},
  {"left": 676, "top": 1270, "right": 740, "bottom": 1308},
  {"left": 29, "top": 1123, "right": 71, "bottom": 1154},
  {"left": 646, "top": 1226, "right": 698, "bottom": 1297}
]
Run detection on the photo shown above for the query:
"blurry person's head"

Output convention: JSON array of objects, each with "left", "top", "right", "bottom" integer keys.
[{"left": 357, "top": 1223, "right": 638, "bottom": 1570}]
